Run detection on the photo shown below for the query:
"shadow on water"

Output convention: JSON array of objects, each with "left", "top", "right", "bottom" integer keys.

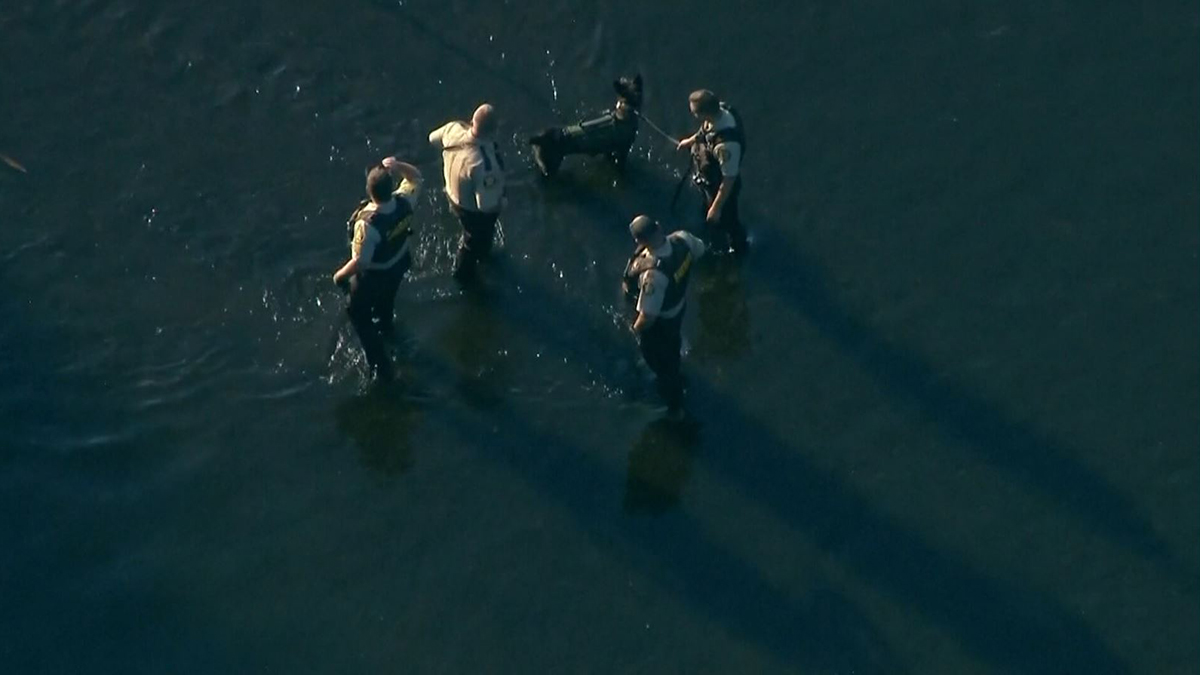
[
  {"left": 555, "top": 148, "right": 1170, "bottom": 566},
  {"left": 749, "top": 233, "right": 1173, "bottom": 563},
  {"left": 436, "top": 289, "right": 510, "bottom": 411},
  {"left": 311, "top": 80, "right": 1133, "bottom": 668},
  {"left": 416, "top": 252, "right": 1130, "bottom": 673},
  {"left": 623, "top": 417, "right": 700, "bottom": 515},
  {"left": 438, "top": 382, "right": 911, "bottom": 673},
  {"left": 693, "top": 255, "right": 752, "bottom": 362},
  {"left": 334, "top": 386, "right": 421, "bottom": 476},
  {"left": 687, "top": 379, "right": 1129, "bottom": 674}
]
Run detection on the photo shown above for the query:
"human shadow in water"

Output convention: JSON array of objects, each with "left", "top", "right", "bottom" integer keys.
[
  {"left": 693, "top": 254, "right": 752, "bottom": 363},
  {"left": 435, "top": 387, "right": 909, "bottom": 673},
  {"left": 624, "top": 417, "right": 700, "bottom": 515},
  {"left": 488, "top": 260, "right": 1131, "bottom": 674},
  {"left": 609, "top": 154, "right": 1170, "bottom": 564},
  {"left": 436, "top": 288, "right": 511, "bottom": 411},
  {"left": 747, "top": 232, "right": 1173, "bottom": 562},
  {"left": 334, "top": 385, "right": 421, "bottom": 477}
]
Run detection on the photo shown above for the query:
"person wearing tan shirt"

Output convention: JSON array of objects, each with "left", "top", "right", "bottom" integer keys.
[{"left": 429, "top": 104, "right": 506, "bottom": 281}]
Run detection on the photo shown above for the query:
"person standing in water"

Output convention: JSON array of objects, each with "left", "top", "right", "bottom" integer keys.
[
  {"left": 429, "top": 104, "right": 507, "bottom": 282},
  {"left": 333, "top": 157, "right": 423, "bottom": 381}
]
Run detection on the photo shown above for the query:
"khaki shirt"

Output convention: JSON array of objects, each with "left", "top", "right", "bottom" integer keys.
[
  {"left": 635, "top": 231, "right": 707, "bottom": 318},
  {"left": 428, "top": 121, "right": 505, "bottom": 213},
  {"left": 702, "top": 109, "right": 742, "bottom": 178}
]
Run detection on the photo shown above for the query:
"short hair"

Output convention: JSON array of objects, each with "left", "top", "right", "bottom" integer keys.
[
  {"left": 366, "top": 166, "right": 394, "bottom": 203},
  {"left": 688, "top": 89, "right": 720, "bottom": 115}
]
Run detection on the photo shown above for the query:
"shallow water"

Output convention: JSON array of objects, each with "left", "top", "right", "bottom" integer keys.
[{"left": 1, "top": 1, "right": 1198, "bottom": 672}]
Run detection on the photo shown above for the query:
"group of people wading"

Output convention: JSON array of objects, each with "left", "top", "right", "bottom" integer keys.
[{"left": 333, "top": 77, "right": 747, "bottom": 417}]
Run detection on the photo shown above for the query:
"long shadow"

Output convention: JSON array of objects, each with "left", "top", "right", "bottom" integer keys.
[
  {"left": 369, "top": 276, "right": 904, "bottom": 669},
  {"left": 748, "top": 234, "right": 1172, "bottom": 562},
  {"left": 334, "top": 386, "right": 421, "bottom": 476},
  {"left": 623, "top": 418, "right": 700, "bottom": 515},
  {"left": 380, "top": 0, "right": 1158, "bottom": 572},
  {"left": 482, "top": 260, "right": 1130, "bottom": 674},
  {"left": 686, "top": 377, "right": 1130, "bottom": 674},
  {"left": 435, "top": 372, "right": 909, "bottom": 673},
  {"left": 571, "top": 153, "right": 1170, "bottom": 563}
]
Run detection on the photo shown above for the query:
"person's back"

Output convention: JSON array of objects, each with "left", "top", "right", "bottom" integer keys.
[
  {"left": 332, "top": 157, "right": 423, "bottom": 380},
  {"left": 626, "top": 216, "right": 706, "bottom": 416},
  {"left": 430, "top": 112, "right": 505, "bottom": 215},
  {"left": 429, "top": 103, "right": 506, "bottom": 281}
]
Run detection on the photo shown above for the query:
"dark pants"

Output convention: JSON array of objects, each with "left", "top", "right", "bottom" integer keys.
[
  {"left": 701, "top": 177, "right": 747, "bottom": 254},
  {"left": 452, "top": 205, "right": 499, "bottom": 280},
  {"left": 347, "top": 254, "right": 410, "bottom": 379},
  {"left": 639, "top": 313, "right": 684, "bottom": 411}
]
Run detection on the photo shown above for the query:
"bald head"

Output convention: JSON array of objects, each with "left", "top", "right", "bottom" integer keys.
[
  {"left": 629, "top": 215, "right": 662, "bottom": 245},
  {"left": 472, "top": 103, "right": 497, "bottom": 138}
]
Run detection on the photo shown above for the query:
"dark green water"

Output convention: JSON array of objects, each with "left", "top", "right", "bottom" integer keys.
[{"left": 2, "top": 1, "right": 1198, "bottom": 672}]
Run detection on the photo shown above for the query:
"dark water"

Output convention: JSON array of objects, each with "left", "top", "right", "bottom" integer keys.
[{"left": 2, "top": 1, "right": 1198, "bottom": 672}]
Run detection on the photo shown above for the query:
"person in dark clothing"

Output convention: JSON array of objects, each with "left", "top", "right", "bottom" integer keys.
[
  {"left": 624, "top": 215, "right": 707, "bottom": 416},
  {"left": 333, "top": 157, "right": 423, "bottom": 381},
  {"left": 677, "top": 89, "right": 748, "bottom": 255},
  {"left": 529, "top": 74, "right": 643, "bottom": 177}
]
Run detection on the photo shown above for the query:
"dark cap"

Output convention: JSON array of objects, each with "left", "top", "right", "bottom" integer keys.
[{"left": 613, "top": 74, "right": 644, "bottom": 108}]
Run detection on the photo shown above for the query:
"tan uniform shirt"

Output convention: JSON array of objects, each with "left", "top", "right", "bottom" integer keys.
[{"left": 428, "top": 121, "right": 505, "bottom": 213}]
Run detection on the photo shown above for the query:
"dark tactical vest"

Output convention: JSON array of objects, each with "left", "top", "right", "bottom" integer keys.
[
  {"left": 692, "top": 106, "right": 746, "bottom": 190},
  {"left": 346, "top": 198, "right": 414, "bottom": 269},
  {"left": 626, "top": 234, "right": 695, "bottom": 315}
]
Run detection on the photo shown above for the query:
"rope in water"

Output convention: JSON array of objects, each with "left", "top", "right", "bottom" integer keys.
[{"left": 634, "top": 110, "right": 681, "bottom": 145}]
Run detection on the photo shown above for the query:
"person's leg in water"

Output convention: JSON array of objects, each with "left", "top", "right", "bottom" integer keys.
[
  {"left": 347, "top": 275, "right": 394, "bottom": 381},
  {"left": 453, "top": 209, "right": 498, "bottom": 282},
  {"left": 722, "top": 178, "right": 748, "bottom": 255},
  {"left": 702, "top": 179, "right": 747, "bottom": 255},
  {"left": 639, "top": 317, "right": 684, "bottom": 413},
  {"left": 700, "top": 187, "right": 730, "bottom": 253},
  {"left": 370, "top": 253, "right": 410, "bottom": 342}
]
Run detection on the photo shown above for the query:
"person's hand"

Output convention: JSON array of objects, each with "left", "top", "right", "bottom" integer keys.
[
  {"left": 381, "top": 156, "right": 397, "bottom": 169},
  {"left": 676, "top": 136, "right": 695, "bottom": 151},
  {"left": 706, "top": 203, "right": 722, "bottom": 224}
]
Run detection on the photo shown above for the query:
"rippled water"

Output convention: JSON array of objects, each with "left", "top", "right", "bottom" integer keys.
[{"left": 2, "top": 1, "right": 1198, "bottom": 672}]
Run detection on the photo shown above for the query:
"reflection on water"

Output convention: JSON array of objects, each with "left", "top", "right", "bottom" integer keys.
[{"left": 624, "top": 417, "right": 700, "bottom": 515}]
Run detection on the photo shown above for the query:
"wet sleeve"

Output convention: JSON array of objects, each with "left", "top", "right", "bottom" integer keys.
[{"left": 636, "top": 270, "right": 668, "bottom": 316}]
